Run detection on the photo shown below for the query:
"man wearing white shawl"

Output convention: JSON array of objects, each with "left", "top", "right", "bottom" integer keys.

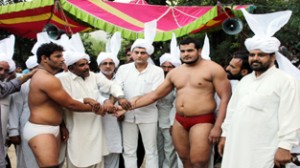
[
  {"left": 219, "top": 9, "right": 300, "bottom": 168},
  {"left": 97, "top": 52, "right": 128, "bottom": 168},
  {"left": 115, "top": 38, "right": 164, "bottom": 168}
]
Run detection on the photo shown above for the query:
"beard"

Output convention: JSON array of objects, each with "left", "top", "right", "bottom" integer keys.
[
  {"left": 181, "top": 56, "right": 199, "bottom": 65},
  {"left": 101, "top": 70, "right": 114, "bottom": 76},
  {"left": 226, "top": 71, "right": 243, "bottom": 80},
  {"left": 250, "top": 61, "right": 270, "bottom": 73}
]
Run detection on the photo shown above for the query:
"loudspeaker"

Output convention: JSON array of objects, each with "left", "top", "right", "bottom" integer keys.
[
  {"left": 222, "top": 18, "right": 243, "bottom": 35},
  {"left": 42, "top": 24, "right": 64, "bottom": 40}
]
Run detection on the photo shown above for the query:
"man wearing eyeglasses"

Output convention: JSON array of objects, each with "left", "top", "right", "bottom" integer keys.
[{"left": 96, "top": 52, "right": 131, "bottom": 168}]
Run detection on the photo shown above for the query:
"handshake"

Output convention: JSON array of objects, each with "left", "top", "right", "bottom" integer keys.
[{"left": 83, "top": 97, "right": 140, "bottom": 117}]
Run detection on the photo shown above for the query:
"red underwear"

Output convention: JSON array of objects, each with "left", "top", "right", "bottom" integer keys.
[{"left": 175, "top": 113, "right": 215, "bottom": 131}]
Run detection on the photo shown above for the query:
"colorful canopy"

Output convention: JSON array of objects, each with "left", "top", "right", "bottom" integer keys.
[
  {"left": 0, "top": 0, "right": 254, "bottom": 41},
  {"left": 0, "top": 1, "right": 90, "bottom": 39}
]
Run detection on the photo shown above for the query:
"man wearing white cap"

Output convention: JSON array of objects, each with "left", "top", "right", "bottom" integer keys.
[
  {"left": 58, "top": 50, "right": 126, "bottom": 168},
  {"left": 219, "top": 9, "right": 300, "bottom": 168},
  {"left": 8, "top": 55, "right": 39, "bottom": 168},
  {"left": 115, "top": 39, "right": 164, "bottom": 168},
  {"left": 25, "top": 43, "right": 103, "bottom": 168},
  {"left": 157, "top": 53, "right": 180, "bottom": 168},
  {"left": 97, "top": 52, "right": 131, "bottom": 168}
]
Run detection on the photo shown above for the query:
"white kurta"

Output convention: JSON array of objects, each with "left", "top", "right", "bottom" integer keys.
[
  {"left": 0, "top": 94, "right": 11, "bottom": 151},
  {"left": 221, "top": 66, "right": 300, "bottom": 168},
  {"left": 99, "top": 73, "right": 122, "bottom": 154},
  {"left": 156, "top": 91, "right": 178, "bottom": 168},
  {"left": 157, "top": 91, "right": 175, "bottom": 129},
  {"left": 115, "top": 62, "right": 164, "bottom": 123},
  {"left": 115, "top": 62, "right": 164, "bottom": 168},
  {"left": 0, "top": 78, "right": 21, "bottom": 167},
  {"left": 59, "top": 71, "right": 124, "bottom": 167}
]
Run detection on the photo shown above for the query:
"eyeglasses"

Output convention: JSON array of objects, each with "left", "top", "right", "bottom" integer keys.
[{"left": 101, "top": 62, "right": 115, "bottom": 66}]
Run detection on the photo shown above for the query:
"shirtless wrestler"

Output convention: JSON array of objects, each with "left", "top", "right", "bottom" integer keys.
[
  {"left": 24, "top": 43, "right": 103, "bottom": 168},
  {"left": 117, "top": 37, "right": 231, "bottom": 168}
]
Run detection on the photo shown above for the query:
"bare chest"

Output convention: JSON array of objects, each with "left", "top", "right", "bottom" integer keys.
[{"left": 172, "top": 72, "right": 213, "bottom": 90}]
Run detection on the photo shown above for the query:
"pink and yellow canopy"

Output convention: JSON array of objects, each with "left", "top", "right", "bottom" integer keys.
[{"left": 0, "top": 0, "right": 254, "bottom": 41}]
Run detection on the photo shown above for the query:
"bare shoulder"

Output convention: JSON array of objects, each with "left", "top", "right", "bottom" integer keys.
[
  {"left": 166, "top": 66, "right": 184, "bottom": 80},
  {"left": 203, "top": 60, "right": 223, "bottom": 68},
  {"left": 202, "top": 60, "right": 226, "bottom": 75},
  {"left": 31, "top": 70, "right": 62, "bottom": 92}
]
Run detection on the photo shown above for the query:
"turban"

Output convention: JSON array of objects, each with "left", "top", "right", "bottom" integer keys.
[
  {"left": 241, "top": 8, "right": 290, "bottom": 53},
  {"left": 6, "top": 59, "right": 15, "bottom": 73},
  {"left": 26, "top": 55, "right": 39, "bottom": 69},
  {"left": 241, "top": 9, "right": 300, "bottom": 80},
  {"left": 97, "top": 52, "right": 120, "bottom": 67},
  {"left": 131, "top": 39, "right": 154, "bottom": 55},
  {"left": 159, "top": 53, "right": 181, "bottom": 67},
  {"left": 245, "top": 36, "right": 281, "bottom": 53},
  {"left": 63, "top": 51, "right": 90, "bottom": 66},
  {"left": 0, "top": 53, "right": 8, "bottom": 62}
]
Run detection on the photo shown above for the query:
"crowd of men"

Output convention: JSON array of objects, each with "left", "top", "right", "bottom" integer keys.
[{"left": 0, "top": 8, "right": 300, "bottom": 168}]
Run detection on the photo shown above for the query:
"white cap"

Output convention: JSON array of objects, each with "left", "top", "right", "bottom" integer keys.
[
  {"left": 7, "top": 59, "right": 15, "bottom": 73},
  {"left": 26, "top": 55, "right": 38, "bottom": 69},
  {"left": 131, "top": 39, "right": 154, "bottom": 55},
  {"left": 97, "top": 52, "right": 120, "bottom": 67},
  {"left": 63, "top": 51, "right": 90, "bottom": 66},
  {"left": 241, "top": 8, "right": 300, "bottom": 80},
  {"left": 159, "top": 53, "right": 181, "bottom": 67}
]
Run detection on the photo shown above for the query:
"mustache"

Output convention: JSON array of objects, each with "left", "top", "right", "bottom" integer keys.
[
  {"left": 83, "top": 69, "right": 90, "bottom": 73},
  {"left": 251, "top": 61, "right": 262, "bottom": 64}
]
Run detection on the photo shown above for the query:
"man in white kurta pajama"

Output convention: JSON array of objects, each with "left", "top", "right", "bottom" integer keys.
[
  {"left": 96, "top": 51, "right": 129, "bottom": 168},
  {"left": 221, "top": 66, "right": 300, "bottom": 168},
  {"left": 115, "top": 39, "right": 164, "bottom": 168},
  {"left": 220, "top": 9, "right": 300, "bottom": 168},
  {"left": 58, "top": 51, "right": 124, "bottom": 168}
]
